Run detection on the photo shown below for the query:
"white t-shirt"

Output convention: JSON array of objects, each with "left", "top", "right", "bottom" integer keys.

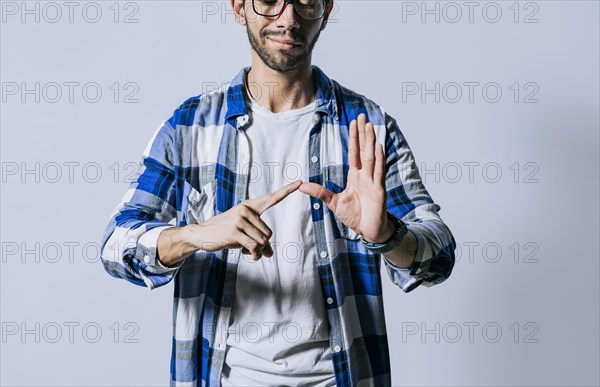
[{"left": 220, "top": 86, "right": 336, "bottom": 386}]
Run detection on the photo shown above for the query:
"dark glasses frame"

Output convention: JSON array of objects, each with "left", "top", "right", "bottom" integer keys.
[{"left": 243, "top": 0, "right": 330, "bottom": 21}]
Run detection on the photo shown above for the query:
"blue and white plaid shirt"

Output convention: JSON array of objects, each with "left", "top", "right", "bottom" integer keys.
[{"left": 100, "top": 64, "right": 456, "bottom": 386}]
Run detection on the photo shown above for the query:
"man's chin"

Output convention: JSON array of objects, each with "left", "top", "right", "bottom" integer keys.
[
  {"left": 271, "top": 52, "right": 309, "bottom": 70},
  {"left": 268, "top": 60, "right": 307, "bottom": 73}
]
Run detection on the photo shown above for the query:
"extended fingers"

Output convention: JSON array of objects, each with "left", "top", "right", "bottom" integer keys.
[
  {"left": 363, "top": 121, "right": 376, "bottom": 180},
  {"left": 374, "top": 143, "right": 385, "bottom": 185},
  {"left": 252, "top": 180, "right": 301, "bottom": 215},
  {"left": 358, "top": 114, "right": 367, "bottom": 164},
  {"left": 349, "top": 119, "right": 361, "bottom": 169},
  {"left": 352, "top": 113, "right": 376, "bottom": 180}
]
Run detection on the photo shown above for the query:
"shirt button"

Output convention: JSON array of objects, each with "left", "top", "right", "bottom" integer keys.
[
  {"left": 333, "top": 345, "right": 341, "bottom": 353},
  {"left": 311, "top": 156, "right": 319, "bottom": 163},
  {"left": 415, "top": 268, "right": 422, "bottom": 274},
  {"left": 312, "top": 113, "right": 321, "bottom": 124},
  {"left": 326, "top": 297, "right": 334, "bottom": 305},
  {"left": 320, "top": 250, "right": 327, "bottom": 258},
  {"left": 313, "top": 202, "right": 320, "bottom": 210},
  {"left": 143, "top": 255, "right": 150, "bottom": 263}
]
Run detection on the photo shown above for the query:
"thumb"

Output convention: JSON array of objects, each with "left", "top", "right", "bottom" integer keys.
[{"left": 298, "top": 181, "right": 336, "bottom": 211}]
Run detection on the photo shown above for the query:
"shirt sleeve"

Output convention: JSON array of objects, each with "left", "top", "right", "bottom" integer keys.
[
  {"left": 99, "top": 118, "right": 183, "bottom": 290},
  {"left": 380, "top": 109, "right": 457, "bottom": 293}
]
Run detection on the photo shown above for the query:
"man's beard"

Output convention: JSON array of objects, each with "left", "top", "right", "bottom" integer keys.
[{"left": 245, "top": 19, "right": 321, "bottom": 72}]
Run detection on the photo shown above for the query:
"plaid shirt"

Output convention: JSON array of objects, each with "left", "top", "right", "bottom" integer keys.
[{"left": 100, "top": 64, "right": 456, "bottom": 386}]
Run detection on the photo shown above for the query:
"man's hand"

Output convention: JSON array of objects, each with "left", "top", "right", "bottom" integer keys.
[
  {"left": 157, "top": 180, "right": 302, "bottom": 267},
  {"left": 189, "top": 179, "right": 302, "bottom": 260},
  {"left": 299, "top": 113, "right": 394, "bottom": 243}
]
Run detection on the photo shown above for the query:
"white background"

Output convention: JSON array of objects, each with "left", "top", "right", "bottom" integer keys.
[{"left": 1, "top": 1, "right": 599, "bottom": 386}]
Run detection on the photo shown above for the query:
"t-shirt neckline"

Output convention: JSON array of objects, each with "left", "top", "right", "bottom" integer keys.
[{"left": 244, "top": 79, "right": 317, "bottom": 120}]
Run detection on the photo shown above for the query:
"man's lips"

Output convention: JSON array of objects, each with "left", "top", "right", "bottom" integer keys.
[{"left": 268, "top": 37, "right": 302, "bottom": 50}]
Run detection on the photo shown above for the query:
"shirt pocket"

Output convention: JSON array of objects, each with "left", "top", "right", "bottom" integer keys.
[{"left": 184, "top": 178, "right": 217, "bottom": 225}]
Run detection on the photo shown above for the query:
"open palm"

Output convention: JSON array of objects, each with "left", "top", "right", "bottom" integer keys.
[{"left": 299, "top": 113, "right": 393, "bottom": 243}]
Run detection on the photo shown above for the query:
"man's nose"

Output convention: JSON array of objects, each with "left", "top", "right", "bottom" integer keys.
[{"left": 275, "top": 1, "right": 300, "bottom": 28}]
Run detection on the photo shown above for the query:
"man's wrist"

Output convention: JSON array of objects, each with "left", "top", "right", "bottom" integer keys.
[
  {"left": 157, "top": 225, "right": 198, "bottom": 267},
  {"left": 363, "top": 215, "right": 396, "bottom": 244},
  {"left": 360, "top": 215, "right": 409, "bottom": 254}
]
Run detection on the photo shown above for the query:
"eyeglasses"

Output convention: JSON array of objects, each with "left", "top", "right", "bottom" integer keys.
[{"left": 247, "top": 0, "right": 329, "bottom": 21}]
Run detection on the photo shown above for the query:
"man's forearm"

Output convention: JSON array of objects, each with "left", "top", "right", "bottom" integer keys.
[
  {"left": 156, "top": 225, "right": 199, "bottom": 267},
  {"left": 381, "top": 229, "right": 417, "bottom": 268}
]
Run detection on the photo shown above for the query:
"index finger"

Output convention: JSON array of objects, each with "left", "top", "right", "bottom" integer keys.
[{"left": 249, "top": 180, "right": 302, "bottom": 215}]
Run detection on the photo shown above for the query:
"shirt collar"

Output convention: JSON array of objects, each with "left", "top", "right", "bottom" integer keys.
[{"left": 225, "top": 64, "right": 340, "bottom": 125}]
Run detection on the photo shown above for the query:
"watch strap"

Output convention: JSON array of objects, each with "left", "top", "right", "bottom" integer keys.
[{"left": 360, "top": 215, "right": 408, "bottom": 253}]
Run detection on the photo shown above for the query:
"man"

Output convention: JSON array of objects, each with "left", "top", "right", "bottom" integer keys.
[{"left": 100, "top": 0, "right": 456, "bottom": 385}]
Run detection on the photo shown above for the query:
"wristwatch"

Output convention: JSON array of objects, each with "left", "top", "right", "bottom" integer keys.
[{"left": 359, "top": 214, "right": 408, "bottom": 254}]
